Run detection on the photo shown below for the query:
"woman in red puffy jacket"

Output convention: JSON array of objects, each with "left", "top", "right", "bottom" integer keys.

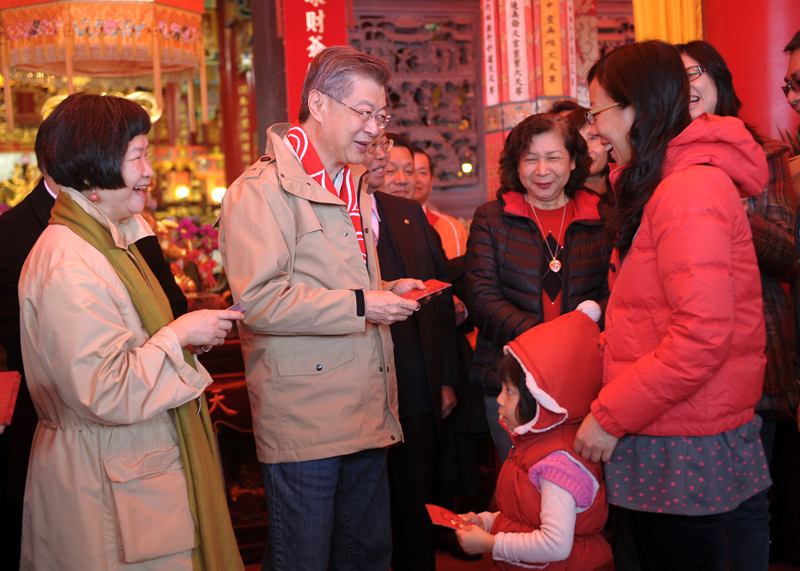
[{"left": 573, "top": 41, "right": 771, "bottom": 571}]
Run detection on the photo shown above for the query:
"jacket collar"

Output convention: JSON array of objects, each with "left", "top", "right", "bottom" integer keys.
[
  {"left": 61, "top": 187, "right": 154, "bottom": 249},
  {"left": 501, "top": 189, "right": 601, "bottom": 223},
  {"left": 31, "top": 178, "right": 57, "bottom": 229},
  {"left": 264, "top": 123, "right": 348, "bottom": 206}
]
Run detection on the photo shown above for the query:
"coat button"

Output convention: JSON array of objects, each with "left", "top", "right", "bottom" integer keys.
[
  {"left": 344, "top": 231, "right": 349, "bottom": 237},
  {"left": 391, "top": 435, "right": 396, "bottom": 441},
  {"left": 315, "top": 364, "right": 323, "bottom": 371},
  {"left": 379, "top": 366, "right": 383, "bottom": 372}
]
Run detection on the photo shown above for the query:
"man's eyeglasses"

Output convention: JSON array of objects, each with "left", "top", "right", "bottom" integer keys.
[
  {"left": 781, "top": 78, "right": 800, "bottom": 97},
  {"left": 367, "top": 138, "right": 394, "bottom": 155},
  {"left": 686, "top": 65, "right": 706, "bottom": 82},
  {"left": 324, "top": 93, "right": 392, "bottom": 128},
  {"left": 585, "top": 102, "right": 620, "bottom": 126}
]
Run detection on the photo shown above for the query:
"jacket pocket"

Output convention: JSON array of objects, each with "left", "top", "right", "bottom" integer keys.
[
  {"left": 631, "top": 312, "right": 660, "bottom": 354},
  {"left": 276, "top": 337, "right": 355, "bottom": 377},
  {"left": 104, "top": 445, "right": 195, "bottom": 563}
]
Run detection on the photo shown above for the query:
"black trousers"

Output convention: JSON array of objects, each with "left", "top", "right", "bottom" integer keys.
[
  {"left": 626, "top": 507, "right": 734, "bottom": 571},
  {"left": 387, "top": 411, "right": 438, "bottom": 571}
]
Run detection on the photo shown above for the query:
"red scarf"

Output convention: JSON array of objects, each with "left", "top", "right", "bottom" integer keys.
[{"left": 286, "top": 124, "right": 367, "bottom": 263}]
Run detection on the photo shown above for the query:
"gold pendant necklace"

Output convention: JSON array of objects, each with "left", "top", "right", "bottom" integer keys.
[{"left": 528, "top": 196, "right": 568, "bottom": 274}]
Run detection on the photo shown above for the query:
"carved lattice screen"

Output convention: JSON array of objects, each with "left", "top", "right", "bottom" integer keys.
[{"left": 350, "top": 2, "right": 485, "bottom": 218}]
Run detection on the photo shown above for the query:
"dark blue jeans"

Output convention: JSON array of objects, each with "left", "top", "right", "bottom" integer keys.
[
  {"left": 261, "top": 448, "right": 392, "bottom": 571},
  {"left": 725, "top": 418, "right": 775, "bottom": 571}
]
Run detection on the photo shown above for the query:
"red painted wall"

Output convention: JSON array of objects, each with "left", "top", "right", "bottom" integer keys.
[{"left": 704, "top": 0, "right": 800, "bottom": 141}]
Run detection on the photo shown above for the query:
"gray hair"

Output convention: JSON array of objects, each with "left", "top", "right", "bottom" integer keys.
[{"left": 298, "top": 46, "right": 392, "bottom": 123}]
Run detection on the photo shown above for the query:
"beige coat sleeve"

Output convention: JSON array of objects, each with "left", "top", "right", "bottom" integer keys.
[
  {"left": 220, "top": 177, "right": 368, "bottom": 336},
  {"left": 23, "top": 257, "right": 209, "bottom": 425}
]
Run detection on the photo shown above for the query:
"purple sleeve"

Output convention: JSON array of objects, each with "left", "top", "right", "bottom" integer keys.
[{"left": 529, "top": 451, "right": 598, "bottom": 510}]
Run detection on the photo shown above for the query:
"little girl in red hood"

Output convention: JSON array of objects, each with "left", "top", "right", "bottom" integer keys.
[{"left": 456, "top": 304, "right": 612, "bottom": 570}]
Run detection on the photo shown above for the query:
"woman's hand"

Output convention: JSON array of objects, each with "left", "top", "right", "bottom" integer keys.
[
  {"left": 455, "top": 520, "right": 495, "bottom": 555},
  {"left": 573, "top": 411, "right": 619, "bottom": 463},
  {"left": 167, "top": 309, "right": 244, "bottom": 349}
]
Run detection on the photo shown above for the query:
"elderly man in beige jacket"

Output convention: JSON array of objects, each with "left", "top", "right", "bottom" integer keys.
[{"left": 219, "top": 47, "right": 426, "bottom": 571}]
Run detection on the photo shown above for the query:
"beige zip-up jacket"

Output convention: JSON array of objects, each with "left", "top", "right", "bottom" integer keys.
[
  {"left": 219, "top": 123, "right": 403, "bottom": 464},
  {"left": 19, "top": 188, "right": 212, "bottom": 570}
]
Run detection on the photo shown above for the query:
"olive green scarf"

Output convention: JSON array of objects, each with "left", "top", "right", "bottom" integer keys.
[{"left": 50, "top": 191, "right": 243, "bottom": 571}]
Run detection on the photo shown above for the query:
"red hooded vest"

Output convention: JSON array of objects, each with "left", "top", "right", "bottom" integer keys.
[{"left": 492, "top": 311, "right": 612, "bottom": 571}]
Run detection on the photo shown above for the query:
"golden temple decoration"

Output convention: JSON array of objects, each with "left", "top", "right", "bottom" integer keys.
[{"left": 0, "top": 0, "right": 206, "bottom": 132}]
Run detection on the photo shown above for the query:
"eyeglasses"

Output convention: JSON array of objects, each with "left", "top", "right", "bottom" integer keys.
[
  {"left": 686, "top": 65, "right": 706, "bottom": 82},
  {"left": 367, "top": 138, "right": 394, "bottom": 155},
  {"left": 781, "top": 78, "right": 800, "bottom": 97},
  {"left": 324, "top": 93, "right": 392, "bottom": 128},
  {"left": 585, "top": 102, "right": 620, "bottom": 125}
]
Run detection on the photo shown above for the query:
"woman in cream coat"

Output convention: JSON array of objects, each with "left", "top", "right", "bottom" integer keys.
[{"left": 18, "top": 93, "right": 244, "bottom": 570}]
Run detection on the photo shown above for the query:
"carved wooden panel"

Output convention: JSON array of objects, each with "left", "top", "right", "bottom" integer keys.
[
  {"left": 350, "top": 2, "right": 484, "bottom": 206},
  {"left": 596, "top": 0, "right": 635, "bottom": 57}
]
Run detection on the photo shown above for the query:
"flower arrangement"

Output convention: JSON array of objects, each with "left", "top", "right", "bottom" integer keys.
[{"left": 167, "top": 216, "right": 220, "bottom": 292}]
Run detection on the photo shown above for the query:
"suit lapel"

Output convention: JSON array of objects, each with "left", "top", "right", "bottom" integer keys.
[{"left": 376, "top": 193, "right": 419, "bottom": 279}]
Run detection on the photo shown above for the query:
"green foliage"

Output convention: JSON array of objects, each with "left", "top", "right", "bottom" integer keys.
[{"left": 781, "top": 124, "right": 800, "bottom": 157}]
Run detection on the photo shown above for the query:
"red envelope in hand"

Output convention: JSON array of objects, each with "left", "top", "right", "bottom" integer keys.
[
  {"left": 0, "top": 371, "right": 21, "bottom": 427},
  {"left": 399, "top": 279, "right": 451, "bottom": 302},
  {"left": 426, "top": 504, "right": 466, "bottom": 530}
]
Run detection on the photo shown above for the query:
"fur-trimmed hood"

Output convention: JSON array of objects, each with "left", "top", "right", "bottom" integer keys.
[{"left": 504, "top": 307, "right": 603, "bottom": 435}]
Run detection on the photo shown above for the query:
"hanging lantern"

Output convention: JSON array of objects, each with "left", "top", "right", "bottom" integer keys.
[{"left": 0, "top": 0, "right": 208, "bottom": 132}]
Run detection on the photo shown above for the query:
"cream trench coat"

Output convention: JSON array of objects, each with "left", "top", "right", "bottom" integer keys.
[
  {"left": 219, "top": 123, "right": 403, "bottom": 464},
  {"left": 18, "top": 188, "right": 212, "bottom": 570}
]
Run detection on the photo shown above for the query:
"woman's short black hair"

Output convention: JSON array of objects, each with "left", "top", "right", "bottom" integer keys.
[
  {"left": 497, "top": 353, "right": 538, "bottom": 426},
  {"left": 42, "top": 92, "right": 151, "bottom": 191},
  {"left": 497, "top": 113, "right": 590, "bottom": 200}
]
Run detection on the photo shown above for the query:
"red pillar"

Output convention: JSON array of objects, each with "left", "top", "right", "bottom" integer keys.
[
  {"left": 216, "top": 6, "right": 242, "bottom": 187},
  {"left": 704, "top": 0, "right": 800, "bottom": 140}
]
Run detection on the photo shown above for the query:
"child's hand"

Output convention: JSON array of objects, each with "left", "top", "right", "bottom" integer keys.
[
  {"left": 459, "top": 512, "right": 482, "bottom": 525},
  {"left": 455, "top": 522, "right": 495, "bottom": 555}
]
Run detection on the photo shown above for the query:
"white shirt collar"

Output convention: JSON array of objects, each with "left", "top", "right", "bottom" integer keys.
[{"left": 43, "top": 178, "right": 58, "bottom": 200}]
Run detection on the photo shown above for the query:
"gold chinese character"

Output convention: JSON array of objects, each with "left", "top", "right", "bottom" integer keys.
[{"left": 207, "top": 391, "right": 238, "bottom": 416}]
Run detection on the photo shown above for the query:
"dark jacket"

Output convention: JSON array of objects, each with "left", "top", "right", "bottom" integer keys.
[
  {"left": 373, "top": 191, "right": 458, "bottom": 433},
  {"left": 465, "top": 189, "right": 609, "bottom": 396}
]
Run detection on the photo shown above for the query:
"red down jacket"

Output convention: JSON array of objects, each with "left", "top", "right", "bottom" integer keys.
[{"left": 592, "top": 114, "right": 769, "bottom": 439}]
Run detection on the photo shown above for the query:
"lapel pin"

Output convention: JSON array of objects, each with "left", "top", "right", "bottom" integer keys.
[{"left": 404, "top": 219, "right": 410, "bottom": 225}]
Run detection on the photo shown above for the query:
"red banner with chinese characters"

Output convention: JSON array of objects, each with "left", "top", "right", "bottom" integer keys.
[{"left": 283, "top": 0, "right": 348, "bottom": 122}]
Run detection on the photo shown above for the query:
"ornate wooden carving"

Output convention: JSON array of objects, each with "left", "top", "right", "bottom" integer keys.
[{"left": 349, "top": 7, "right": 482, "bottom": 193}]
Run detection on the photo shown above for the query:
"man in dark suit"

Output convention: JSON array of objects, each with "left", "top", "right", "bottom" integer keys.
[
  {"left": 362, "top": 132, "right": 458, "bottom": 570},
  {"left": 0, "top": 115, "right": 187, "bottom": 568}
]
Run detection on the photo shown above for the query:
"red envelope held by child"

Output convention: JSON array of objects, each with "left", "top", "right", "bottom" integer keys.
[{"left": 426, "top": 504, "right": 466, "bottom": 530}]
